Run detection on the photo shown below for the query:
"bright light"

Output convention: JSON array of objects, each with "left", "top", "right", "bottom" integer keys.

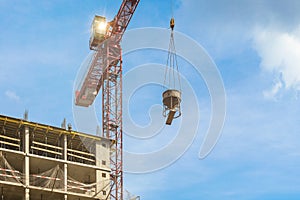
[
  {"left": 90, "top": 15, "right": 107, "bottom": 49},
  {"left": 97, "top": 21, "right": 107, "bottom": 32}
]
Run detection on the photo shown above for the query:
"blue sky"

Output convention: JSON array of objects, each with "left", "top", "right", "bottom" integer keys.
[{"left": 1, "top": 0, "right": 300, "bottom": 199}]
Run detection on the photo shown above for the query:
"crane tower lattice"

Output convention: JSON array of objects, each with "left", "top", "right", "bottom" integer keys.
[{"left": 75, "top": 1, "right": 140, "bottom": 200}]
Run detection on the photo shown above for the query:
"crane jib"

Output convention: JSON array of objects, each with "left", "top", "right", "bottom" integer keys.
[{"left": 75, "top": 0, "right": 140, "bottom": 107}]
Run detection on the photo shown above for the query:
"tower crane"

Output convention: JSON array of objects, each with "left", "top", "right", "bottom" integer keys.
[{"left": 74, "top": 1, "right": 140, "bottom": 200}]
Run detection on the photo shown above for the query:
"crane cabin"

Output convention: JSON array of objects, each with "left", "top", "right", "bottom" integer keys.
[{"left": 89, "top": 15, "right": 107, "bottom": 50}]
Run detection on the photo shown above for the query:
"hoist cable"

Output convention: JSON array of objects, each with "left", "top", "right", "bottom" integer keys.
[
  {"left": 163, "top": 28, "right": 182, "bottom": 91},
  {"left": 171, "top": 31, "right": 182, "bottom": 91},
  {"left": 163, "top": 0, "right": 182, "bottom": 92},
  {"left": 171, "top": 0, "right": 174, "bottom": 18}
]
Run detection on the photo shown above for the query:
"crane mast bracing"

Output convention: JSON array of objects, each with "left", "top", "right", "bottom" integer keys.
[{"left": 75, "top": 1, "right": 140, "bottom": 200}]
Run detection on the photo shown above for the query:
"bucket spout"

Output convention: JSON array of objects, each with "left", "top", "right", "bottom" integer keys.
[{"left": 166, "top": 109, "right": 176, "bottom": 125}]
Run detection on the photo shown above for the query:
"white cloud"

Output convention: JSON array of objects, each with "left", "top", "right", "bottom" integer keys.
[
  {"left": 263, "top": 80, "right": 283, "bottom": 100},
  {"left": 253, "top": 26, "right": 300, "bottom": 98},
  {"left": 5, "top": 90, "right": 20, "bottom": 102},
  {"left": 177, "top": 0, "right": 300, "bottom": 99},
  {"left": 177, "top": 0, "right": 300, "bottom": 57}
]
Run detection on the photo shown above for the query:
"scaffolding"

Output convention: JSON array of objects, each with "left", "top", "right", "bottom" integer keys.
[{"left": 0, "top": 114, "right": 112, "bottom": 200}]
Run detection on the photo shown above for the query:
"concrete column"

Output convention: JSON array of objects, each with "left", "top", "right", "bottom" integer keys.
[
  {"left": 95, "top": 140, "right": 106, "bottom": 198},
  {"left": 24, "top": 188, "right": 30, "bottom": 200},
  {"left": 95, "top": 140, "right": 101, "bottom": 167},
  {"left": 24, "top": 126, "right": 30, "bottom": 200},
  {"left": 64, "top": 163, "right": 67, "bottom": 200},
  {"left": 96, "top": 169, "right": 102, "bottom": 198},
  {"left": 24, "top": 126, "right": 30, "bottom": 154},
  {"left": 64, "top": 134, "right": 68, "bottom": 160},
  {"left": 63, "top": 134, "right": 68, "bottom": 200}
]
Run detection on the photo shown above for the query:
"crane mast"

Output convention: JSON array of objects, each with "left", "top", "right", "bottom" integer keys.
[{"left": 75, "top": 1, "right": 140, "bottom": 200}]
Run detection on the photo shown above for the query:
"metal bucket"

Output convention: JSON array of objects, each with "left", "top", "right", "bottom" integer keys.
[{"left": 162, "top": 89, "right": 181, "bottom": 110}]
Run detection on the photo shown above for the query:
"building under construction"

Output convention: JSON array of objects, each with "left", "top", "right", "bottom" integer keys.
[{"left": 0, "top": 114, "right": 112, "bottom": 200}]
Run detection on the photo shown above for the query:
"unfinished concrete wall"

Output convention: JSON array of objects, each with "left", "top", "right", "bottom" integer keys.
[{"left": 0, "top": 115, "right": 112, "bottom": 200}]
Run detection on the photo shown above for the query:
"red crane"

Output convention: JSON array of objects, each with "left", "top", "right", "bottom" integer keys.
[{"left": 75, "top": 1, "right": 140, "bottom": 200}]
